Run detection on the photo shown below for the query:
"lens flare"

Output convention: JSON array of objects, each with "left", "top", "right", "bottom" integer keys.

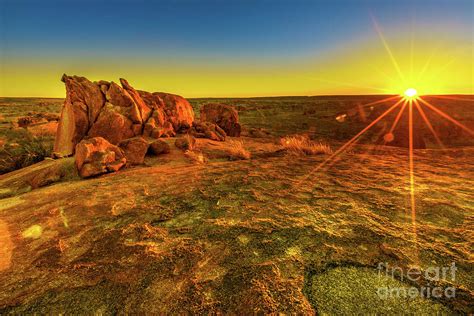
[{"left": 404, "top": 88, "right": 417, "bottom": 99}]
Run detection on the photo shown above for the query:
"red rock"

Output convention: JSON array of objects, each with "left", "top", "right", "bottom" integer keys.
[
  {"left": 143, "top": 108, "right": 170, "bottom": 137},
  {"left": 87, "top": 106, "right": 135, "bottom": 145},
  {"left": 200, "top": 103, "right": 241, "bottom": 137},
  {"left": 54, "top": 75, "right": 105, "bottom": 156},
  {"left": 150, "top": 122, "right": 175, "bottom": 138},
  {"left": 138, "top": 90, "right": 165, "bottom": 109},
  {"left": 132, "top": 124, "right": 143, "bottom": 136},
  {"left": 75, "top": 137, "right": 126, "bottom": 178},
  {"left": 118, "top": 137, "right": 149, "bottom": 165},
  {"left": 148, "top": 139, "right": 171, "bottom": 155},
  {"left": 63, "top": 75, "right": 105, "bottom": 129},
  {"left": 54, "top": 75, "right": 195, "bottom": 156},
  {"left": 120, "top": 78, "right": 152, "bottom": 123},
  {"left": 154, "top": 92, "right": 194, "bottom": 131},
  {"left": 54, "top": 95, "right": 88, "bottom": 157},
  {"left": 105, "top": 82, "right": 135, "bottom": 108},
  {"left": 190, "top": 122, "right": 226, "bottom": 141}
]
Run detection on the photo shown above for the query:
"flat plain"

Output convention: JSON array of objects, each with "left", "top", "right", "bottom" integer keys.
[{"left": 0, "top": 95, "right": 473, "bottom": 313}]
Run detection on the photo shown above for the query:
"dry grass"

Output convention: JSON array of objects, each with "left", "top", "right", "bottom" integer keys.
[
  {"left": 280, "top": 135, "right": 332, "bottom": 156},
  {"left": 184, "top": 150, "right": 207, "bottom": 164},
  {"left": 0, "top": 131, "right": 53, "bottom": 174},
  {"left": 227, "top": 140, "right": 251, "bottom": 160}
]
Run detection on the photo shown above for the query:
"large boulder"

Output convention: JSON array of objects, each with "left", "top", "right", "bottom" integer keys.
[
  {"left": 118, "top": 137, "right": 149, "bottom": 165},
  {"left": 75, "top": 137, "right": 126, "bottom": 178},
  {"left": 148, "top": 139, "right": 171, "bottom": 155},
  {"left": 54, "top": 75, "right": 101, "bottom": 157},
  {"left": 200, "top": 103, "right": 241, "bottom": 137},
  {"left": 87, "top": 105, "right": 135, "bottom": 145},
  {"left": 53, "top": 75, "right": 195, "bottom": 157},
  {"left": 153, "top": 92, "right": 194, "bottom": 131}
]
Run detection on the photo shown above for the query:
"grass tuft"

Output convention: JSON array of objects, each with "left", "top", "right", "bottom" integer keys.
[
  {"left": 280, "top": 135, "right": 332, "bottom": 156},
  {"left": 184, "top": 150, "right": 207, "bottom": 164},
  {"left": 227, "top": 140, "right": 251, "bottom": 160}
]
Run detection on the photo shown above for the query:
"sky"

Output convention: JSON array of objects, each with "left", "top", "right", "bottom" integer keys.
[{"left": 0, "top": 0, "right": 473, "bottom": 97}]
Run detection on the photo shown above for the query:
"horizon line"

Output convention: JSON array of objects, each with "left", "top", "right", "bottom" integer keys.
[{"left": 1, "top": 93, "right": 473, "bottom": 100}]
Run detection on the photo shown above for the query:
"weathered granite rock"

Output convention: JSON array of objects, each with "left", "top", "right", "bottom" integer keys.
[
  {"left": 53, "top": 75, "right": 195, "bottom": 157},
  {"left": 200, "top": 103, "right": 241, "bottom": 137},
  {"left": 118, "top": 137, "right": 149, "bottom": 165},
  {"left": 190, "top": 122, "right": 226, "bottom": 141},
  {"left": 75, "top": 137, "right": 126, "bottom": 178},
  {"left": 87, "top": 106, "right": 135, "bottom": 145},
  {"left": 148, "top": 139, "right": 171, "bottom": 155},
  {"left": 154, "top": 92, "right": 194, "bottom": 131}
]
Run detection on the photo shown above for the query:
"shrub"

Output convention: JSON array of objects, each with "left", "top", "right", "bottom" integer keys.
[
  {"left": 0, "top": 132, "right": 53, "bottom": 174},
  {"left": 280, "top": 135, "right": 332, "bottom": 156},
  {"left": 227, "top": 140, "right": 251, "bottom": 160}
]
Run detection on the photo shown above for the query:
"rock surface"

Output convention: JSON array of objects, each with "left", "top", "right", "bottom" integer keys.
[
  {"left": 0, "top": 158, "right": 76, "bottom": 198},
  {"left": 148, "top": 139, "right": 171, "bottom": 155},
  {"left": 75, "top": 137, "right": 126, "bottom": 178},
  {"left": 54, "top": 75, "right": 195, "bottom": 157},
  {"left": 0, "top": 144, "right": 472, "bottom": 314},
  {"left": 118, "top": 137, "right": 149, "bottom": 165},
  {"left": 200, "top": 103, "right": 241, "bottom": 137},
  {"left": 190, "top": 122, "right": 226, "bottom": 141}
]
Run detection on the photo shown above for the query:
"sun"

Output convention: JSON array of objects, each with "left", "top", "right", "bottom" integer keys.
[{"left": 404, "top": 88, "right": 418, "bottom": 99}]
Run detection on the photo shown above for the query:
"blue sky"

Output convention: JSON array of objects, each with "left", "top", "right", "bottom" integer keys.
[{"left": 0, "top": 0, "right": 472, "bottom": 96}]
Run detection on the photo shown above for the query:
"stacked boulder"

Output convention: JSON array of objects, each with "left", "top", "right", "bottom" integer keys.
[
  {"left": 53, "top": 75, "right": 243, "bottom": 178},
  {"left": 75, "top": 137, "right": 126, "bottom": 178},
  {"left": 53, "top": 75, "right": 194, "bottom": 157}
]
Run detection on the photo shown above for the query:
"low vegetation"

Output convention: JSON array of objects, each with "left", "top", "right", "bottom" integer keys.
[
  {"left": 280, "top": 135, "right": 332, "bottom": 156},
  {"left": 227, "top": 140, "right": 251, "bottom": 160},
  {"left": 0, "top": 129, "right": 53, "bottom": 174},
  {"left": 184, "top": 149, "right": 207, "bottom": 164}
]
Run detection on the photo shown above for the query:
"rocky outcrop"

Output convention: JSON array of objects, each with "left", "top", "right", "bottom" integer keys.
[
  {"left": 75, "top": 137, "right": 126, "bottom": 178},
  {"left": 54, "top": 75, "right": 195, "bottom": 157},
  {"left": 200, "top": 103, "right": 241, "bottom": 137}
]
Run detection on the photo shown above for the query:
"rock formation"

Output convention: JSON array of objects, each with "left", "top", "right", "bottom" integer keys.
[
  {"left": 75, "top": 137, "right": 126, "bottom": 178},
  {"left": 118, "top": 137, "right": 149, "bottom": 165},
  {"left": 200, "top": 103, "right": 241, "bottom": 137},
  {"left": 54, "top": 75, "right": 195, "bottom": 157}
]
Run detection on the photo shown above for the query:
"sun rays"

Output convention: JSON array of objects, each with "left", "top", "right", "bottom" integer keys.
[{"left": 295, "top": 13, "right": 474, "bottom": 264}]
